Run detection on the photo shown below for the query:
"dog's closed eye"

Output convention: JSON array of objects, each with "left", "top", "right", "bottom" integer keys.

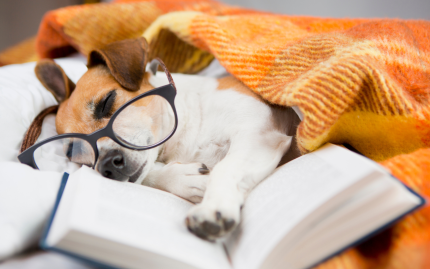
[{"left": 94, "top": 90, "right": 117, "bottom": 120}]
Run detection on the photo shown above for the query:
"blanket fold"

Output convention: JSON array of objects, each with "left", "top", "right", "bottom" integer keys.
[
  {"left": 143, "top": 12, "right": 430, "bottom": 162},
  {"left": 15, "top": 0, "right": 430, "bottom": 268},
  {"left": 34, "top": 0, "right": 251, "bottom": 72}
]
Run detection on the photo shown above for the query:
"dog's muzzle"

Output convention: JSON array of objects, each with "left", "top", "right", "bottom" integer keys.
[{"left": 97, "top": 149, "right": 144, "bottom": 182}]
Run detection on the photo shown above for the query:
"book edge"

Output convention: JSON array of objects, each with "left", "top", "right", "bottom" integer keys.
[
  {"left": 305, "top": 175, "right": 426, "bottom": 269},
  {"left": 39, "top": 172, "right": 119, "bottom": 269}
]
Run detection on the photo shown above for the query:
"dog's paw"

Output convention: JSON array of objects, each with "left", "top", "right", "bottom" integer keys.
[
  {"left": 185, "top": 201, "right": 241, "bottom": 241},
  {"left": 163, "top": 162, "right": 210, "bottom": 204}
]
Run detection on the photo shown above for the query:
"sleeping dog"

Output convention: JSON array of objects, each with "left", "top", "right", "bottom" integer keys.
[{"left": 35, "top": 37, "right": 299, "bottom": 241}]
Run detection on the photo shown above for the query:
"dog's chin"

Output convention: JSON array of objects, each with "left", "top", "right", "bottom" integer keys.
[
  {"left": 128, "top": 161, "right": 147, "bottom": 183},
  {"left": 128, "top": 161, "right": 152, "bottom": 184}
]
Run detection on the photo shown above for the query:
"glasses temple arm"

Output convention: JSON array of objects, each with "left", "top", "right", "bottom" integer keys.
[{"left": 149, "top": 58, "right": 176, "bottom": 91}]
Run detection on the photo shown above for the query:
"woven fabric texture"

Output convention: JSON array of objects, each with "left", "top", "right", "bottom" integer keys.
[
  {"left": 14, "top": 0, "right": 430, "bottom": 268},
  {"left": 0, "top": 37, "right": 38, "bottom": 66}
]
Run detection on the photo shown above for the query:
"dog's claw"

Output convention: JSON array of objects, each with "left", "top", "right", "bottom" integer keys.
[
  {"left": 202, "top": 221, "right": 221, "bottom": 235},
  {"left": 216, "top": 211, "right": 222, "bottom": 221},
  {"left": 198, "top": 168, "right": 210, "bottom": 174},
  {"left": 223, "top": 218, "right": 235, "bottom": 231},
  {"left": 186, "top": 208, "right": 239, "bottom": 241},
  {"left": 198, "top": 164, "right": 210, "bottom": 174}
]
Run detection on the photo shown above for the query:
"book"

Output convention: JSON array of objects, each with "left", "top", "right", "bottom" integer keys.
[{"left": 41, "top": 143, "right": 425, "bottom": 269}]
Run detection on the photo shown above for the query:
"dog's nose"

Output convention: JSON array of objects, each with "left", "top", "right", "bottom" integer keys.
[{"left": 98, "top": 150, "right": 128, "bottom": 181}]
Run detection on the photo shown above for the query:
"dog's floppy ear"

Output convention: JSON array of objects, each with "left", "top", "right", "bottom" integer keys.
[
  {"left": 87, "top": 37, "right": 149, "bottom": 92},
  {"left": 35, "top": 59, "right": 76, "bottom": 103}
]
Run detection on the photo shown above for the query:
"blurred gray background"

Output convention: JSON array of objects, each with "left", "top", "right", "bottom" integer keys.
[
  {"left": 222, "top": 0, "right": 430, "bottom": 19},
  {"left": 0, "top": 0, "right": 81, "bottom": 51},
  {"left": 1, "top": 0, "right": 429, "bottom": 51}
]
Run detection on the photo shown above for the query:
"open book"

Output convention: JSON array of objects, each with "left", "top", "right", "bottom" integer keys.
[{"left": 41, "top": 144, "right": 424, "bottom": 269}]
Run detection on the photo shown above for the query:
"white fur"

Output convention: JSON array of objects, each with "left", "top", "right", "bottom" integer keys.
[
  {"left": 93, "top": 70, "right": 294, "bottom": 239},
  {"left": 135, "top": 72, "right": 295, "bottom": 239}
]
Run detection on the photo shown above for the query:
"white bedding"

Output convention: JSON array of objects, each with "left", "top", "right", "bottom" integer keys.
[
  {"left": 0, "top": 56, "right": 87, "bottom": 163},
  {"left": 0, "top": 56, "right": 228, "bottom": 267},
  {"left": 0, "top": 56, "right": 89, "bottom": 266}
]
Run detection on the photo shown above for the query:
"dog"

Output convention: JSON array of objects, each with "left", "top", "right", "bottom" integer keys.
[{"left": 34, "top": 37, "right": 300, "bottom": 241}]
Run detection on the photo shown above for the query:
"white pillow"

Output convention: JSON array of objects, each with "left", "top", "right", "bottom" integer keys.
[
  {"left": 0, "top": 163, "right": 61, "bottom": 261},
  {"left": 0, "top": 57, "right": 87, "bottom": 261},
  {"left": 0, "top": 58, "right": 87, "bottom": 163}
]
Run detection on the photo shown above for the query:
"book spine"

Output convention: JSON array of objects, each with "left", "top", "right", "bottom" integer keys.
[{"left": 39, "top": 172, "right": 119, "bottom": 269}]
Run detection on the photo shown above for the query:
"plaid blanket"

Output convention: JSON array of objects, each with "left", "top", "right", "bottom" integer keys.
[{"left": 30, "top": 0, "right": 430, "bottom": 268}]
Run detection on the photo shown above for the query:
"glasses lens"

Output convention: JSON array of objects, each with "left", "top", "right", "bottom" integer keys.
[
  {"left": 112, "top": 94, "right": 175, "bottom": 147},
  {"left": 34, "top": 137, "right": 95, "bottom": 172}
]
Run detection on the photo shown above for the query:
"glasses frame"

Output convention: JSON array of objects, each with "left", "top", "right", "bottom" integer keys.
[{"left": 18, "top": 58, "right": 178, "bottom": 170}]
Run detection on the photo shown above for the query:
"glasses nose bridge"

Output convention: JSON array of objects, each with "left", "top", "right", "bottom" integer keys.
[
  {"left": 86, "top": 126, "right": 116, "bottom": 148},
  {"left": 86, "top": 127, "right": 117, "bottom": 168},
  {"left": 90, "top": 126, "right": 111, "bottom": 141}
]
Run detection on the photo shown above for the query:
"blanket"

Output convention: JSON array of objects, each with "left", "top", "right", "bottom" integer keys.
[
  {"left": 0, "top": 37, "right": 38, "bottom": 66},
  {"left": 23, "top": 0, "right": 430, "bottom": 268}
]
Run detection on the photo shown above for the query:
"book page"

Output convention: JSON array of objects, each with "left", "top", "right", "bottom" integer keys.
[
  {"left": 60, "top": 167, "right": 231, "bottom": 269},
  {"left": 225, "top": 144, "right": 381, "bottom": 269},
  {"left": 281, "top": 175, "right": 421, "bottom": 269}
]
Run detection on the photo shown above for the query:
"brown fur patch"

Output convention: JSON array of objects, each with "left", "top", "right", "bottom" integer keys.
[
  {"left": 35, "top": 59, "right": 76, "bottom": 103},
  {"left": 87, "top": 37, "right": 149, "bottom": 92},
  {"left": 56, "top": 65, "right": 154, "bottom": 135},
  {"left": 216, "top": 76, "right": 264, "bottom": 102}
]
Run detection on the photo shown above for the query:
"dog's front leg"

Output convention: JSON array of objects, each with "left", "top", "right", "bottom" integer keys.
[
  {"left": 143, "top": 162, "right": 210, "bottom": 203},
  {"left": 186, "top": 133, "right": 292, "bottom": 240}
]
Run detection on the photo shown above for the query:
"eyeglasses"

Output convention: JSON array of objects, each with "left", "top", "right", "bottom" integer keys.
[{"left": 18, "top": 58, "right": 178, "bottom": 172}]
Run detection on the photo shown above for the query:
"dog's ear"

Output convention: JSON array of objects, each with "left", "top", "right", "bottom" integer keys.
[
  {"left": 87, "top": 37, "right": 149, "bottom": 92},
  {"left": 35, "top": 59, "right": 76, "bottom": 103}
]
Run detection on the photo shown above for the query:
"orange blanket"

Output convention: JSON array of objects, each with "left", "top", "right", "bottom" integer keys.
[{"left": 33, "top": 0, "right": 430, "bottom": 268}]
